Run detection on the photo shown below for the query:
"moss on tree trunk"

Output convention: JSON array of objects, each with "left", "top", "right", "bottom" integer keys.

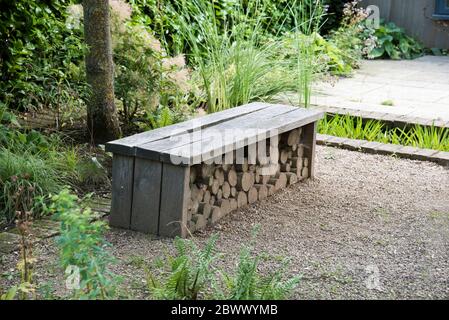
[{"left": 83, "top": 0, "right": 121, "bottom": 143}]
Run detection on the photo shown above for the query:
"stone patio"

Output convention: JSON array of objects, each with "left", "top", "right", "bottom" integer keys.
[{"left": 312, "top": 55, "right": 449, "bottom": 127}]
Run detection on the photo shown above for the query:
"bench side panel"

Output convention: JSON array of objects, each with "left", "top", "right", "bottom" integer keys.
[
  {"left": 130, "top": 158, "right": 162, "bottom": 234},
  {"left": 158, "top": 163, "right": 190, "bottom": 237},
  {"left": 110, "top": 154, "right": 135, "bottom": 229}
]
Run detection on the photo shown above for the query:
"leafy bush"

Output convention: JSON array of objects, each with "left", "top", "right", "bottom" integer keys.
[
  {"left": 146, "top": 231, "right": 300, "bottom": 300},
  {"left": 324, "top": 0, "right": 373, "bottom": 75},
  {"left": 367, "top": 21, "right": 424, "bottom": 60},
  {"left": 65, "top": 1, "right": 193, "bottom": 131},
  {"left": 129, "top": 0, "right": 346, "bottom": 55},
  {"left": 0, "top": 0, "right": 88, "bottom": 112},
  {"left": 45, "top": 190, "right": 121, "bottom": 300}
]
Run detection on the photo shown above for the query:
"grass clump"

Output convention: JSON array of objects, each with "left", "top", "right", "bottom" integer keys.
[
  {"left": 319, "top": 114, "right": 449, "bottom": 152},
  {"left": 177, "top": 0, "right": 323, "bottom": 112}
]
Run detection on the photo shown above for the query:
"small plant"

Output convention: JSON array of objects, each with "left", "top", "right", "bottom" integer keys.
[
  {"left": 146, "top": 234, "right": 219, "bottom": 300},
  {"left": 217, "top": 228, "right": 300, "bottom": 300},
  {"left": 146, "top": 229, "right": 300, "bottom": 300},
  {"left": 381, "top": 100, "right": 394, "bottom": 106},
  {"left": 45, "top": 189, "right": 121, "bottom": 300},
  {"left": 15, "top": 210, "right": 37, "bottom": 300},
  {"left": 0, "top": 286, "right": 18, "bottom": 300}
]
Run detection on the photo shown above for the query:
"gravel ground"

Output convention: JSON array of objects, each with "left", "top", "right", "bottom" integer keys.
[{"left": 1, "top": 146, "right": 449, "bottom": 299}]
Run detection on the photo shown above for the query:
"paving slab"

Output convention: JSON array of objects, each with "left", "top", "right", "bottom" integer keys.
[{"left": 311, "top": 56, "right": 449, "bottom": 127}]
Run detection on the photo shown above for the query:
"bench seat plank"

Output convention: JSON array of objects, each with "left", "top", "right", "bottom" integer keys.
[
  {"left": 135, "top": 104, "right": 296, "bottom": 162},
  {"left": 137, "top": 106, "right": 323, "bottom": 165},
  {"left": 106, "top": 102, "right": 270, "bottom": 155}
]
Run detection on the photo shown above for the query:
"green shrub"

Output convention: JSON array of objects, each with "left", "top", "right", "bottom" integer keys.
[
  {"left": 129, "top": 0, "right": 345, "bottom": 55},
  {"left": 219, "top": 243, "right": 300, "bottom": 300},
  {"left": 0, "top": 0, "right": 88, "bottom": 112},
  {"left": 366, "top": 21, "right": 424, "bottom": 60},
  {"left": 45, "top": 190, "right": 121, "bottom": 300},
  {"left": 324, "top": 0, "right": 372, "bottom": 75},
  {"left": 64, "top": 1, "right": 193, "bottom": 131}
]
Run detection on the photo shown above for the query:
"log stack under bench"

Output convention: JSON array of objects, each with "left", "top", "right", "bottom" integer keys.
[{"left": 105, "top": 103, "right": 323, "bottom": 238}]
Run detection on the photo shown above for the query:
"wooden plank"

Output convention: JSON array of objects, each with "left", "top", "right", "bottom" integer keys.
[
  {"left": 302, "top": 121, "right": 317, "bottom": 179},
  {"left": 163, "top": 108, "right": 323, "bottom": 165},
  {"left": 135, "top": 105, "right": 296, "bottom": 162},
  {"left": 130, "top": 158, "right": 162, "bottom": 234},
  {"left": 105, "top": 102, "right": 270, "bottom": 155},
  {"left": 109, "top": 154, "right": 134, "bottom": 229},
  {"left": 158, "top": 164, "right": 190, "bottom": 237}
]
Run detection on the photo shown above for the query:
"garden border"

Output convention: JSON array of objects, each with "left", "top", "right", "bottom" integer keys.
[{"left": 317, "top": 134, "right": 449, "bottom": 166}]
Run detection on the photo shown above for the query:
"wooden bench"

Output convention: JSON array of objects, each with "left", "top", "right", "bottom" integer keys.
[{"left": 106, "top": 103, "right": 323, "bottom": 237}]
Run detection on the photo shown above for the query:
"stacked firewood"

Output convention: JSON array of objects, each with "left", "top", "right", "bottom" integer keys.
[{"left": 187, "top": 128, "right": 310, "bottom": 233}]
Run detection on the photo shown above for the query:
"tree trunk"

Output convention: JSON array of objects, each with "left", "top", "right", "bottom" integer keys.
[{"left": 83, "top": 0, "right": 121, "bottom": 143}]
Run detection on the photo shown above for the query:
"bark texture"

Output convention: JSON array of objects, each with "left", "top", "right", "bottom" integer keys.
[{"left": 83, "top": 0, "right": 121, "bottom": 143}]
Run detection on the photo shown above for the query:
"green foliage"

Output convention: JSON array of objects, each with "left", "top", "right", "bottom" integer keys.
[
  {"left": 0, "top": 0, "right": 88, "bottom": 111},
  {"left": 177, "top": 0, "right": 323, "bottom": 112},
  {"left": 145, "top": 106, "right": 175, "bottom": 130},
  {"left": 76, "top": 157, "right": 110, "bottom": 190},
  {"left": 146, "top": 231, "right": 300, "bottom": 300},
  {"left": 367, "top": 21, "right": 424, "bottom": 60},
  {"left": 398, "top": 124, "right": 449, "bottom": 151},
  {"left": 318, "top": 114, "right": 449, "bottom": 151},
  {"left": 0, "top": 149, "right": 65, "bottom": 225},
  {"left": 45, "top": 190, "right": 120, "bottom": 300},
  {"left": 129, "top": 0, "right": 346, "bottom": 55},
  {"left": 147, "top": 234, "right": 219, "bottom": 300},
  {"left": 0, "top": 286, "right": 18, "bottom": 300},
  {"left": 219, "top": 232, "right": 300, "bottom": 300},
  {"left": 0, "top": 106, "right": 81, "bottom": 225},
  {"left": 318, "top": 114, "right": 387, "bottom": 142},
  {"left": 323, "top": 0, "right": 370, "bottom": 75}
]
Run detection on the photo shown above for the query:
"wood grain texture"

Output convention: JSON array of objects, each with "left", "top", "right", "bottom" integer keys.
[
  {"left": 130, "top": 158, "right": 162, "bottom": 234},
  {"left": 106, "top": 102, "right": 270, "bottom": 155},
  {"left": 109, "top": 155, "right": 134, "bottom": 229},
  {"left": 302, "top": 121, "right": 317, "bottom": 179},
  {"left": 158, "top": 164, "right": 190, "bottom": 237}
]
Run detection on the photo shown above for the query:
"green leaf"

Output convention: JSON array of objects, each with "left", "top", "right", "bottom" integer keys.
[{"left": 369, "top": 47, "right": 385, "bottom": 58}]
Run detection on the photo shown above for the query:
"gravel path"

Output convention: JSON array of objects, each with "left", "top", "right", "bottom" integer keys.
[{"left": 1, "top": 146, "right": 449, "bottom": 299}]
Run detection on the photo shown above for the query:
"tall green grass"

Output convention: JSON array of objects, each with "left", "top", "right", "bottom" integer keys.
[
  {"left": 177, "top": 0, "right": 324, "bottom": 113},
  {"left": 318, "top": 114, "right": 449, "bottom": 152}
]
